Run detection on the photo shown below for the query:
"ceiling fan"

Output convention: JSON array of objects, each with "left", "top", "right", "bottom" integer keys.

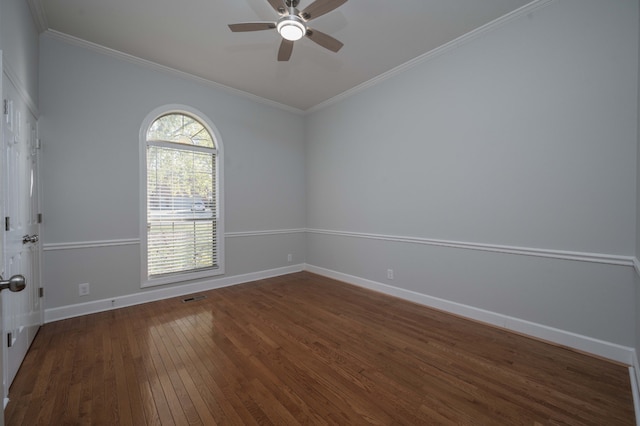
[{"left": 228, "top": 0, "right": 347, "bottom": 61}]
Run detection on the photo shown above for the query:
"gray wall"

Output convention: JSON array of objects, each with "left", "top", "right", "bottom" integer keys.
[
  {"left": 0, "top": 0, "right": 39, "bottom": 107},
  {"left": 39, "top": 35, "right": 306, "bottom": 308},
  {"left": 636, "top": 0, "right": 640, "bottom": 364},
  {"left": 35, "top": 0, "right": 640, "bottom": 351},
  {"left": 306, "top": 0, "right": 639, "bottom": 346}
]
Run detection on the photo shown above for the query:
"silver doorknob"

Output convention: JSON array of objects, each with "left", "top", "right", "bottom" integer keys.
[
  {"left": 0, "top": 275, "right": 26, "bottom": 292},
  {"left": 22, "top": 234, "right": 38, "bottom": 244}
]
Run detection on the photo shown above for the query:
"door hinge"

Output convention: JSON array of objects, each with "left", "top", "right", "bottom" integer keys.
[
  {"left": 3, "top": 99, "right": 7, "bottom": 116},
  {"left": 5, "top": 217, "right": 9, "bottom": 231},
  {"left": 39, "top": 287, "right": 44, "bottom": 298},
  {"left": 7, "top": 332, "right": 12, "bottom": 348},
  {"left": 37, "top": 213, "right": 42, "bottom": 224}
]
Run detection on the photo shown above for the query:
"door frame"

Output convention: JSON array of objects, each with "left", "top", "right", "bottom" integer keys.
[{"left": 0, "top": 50, "right": 6, "bottom": 426}]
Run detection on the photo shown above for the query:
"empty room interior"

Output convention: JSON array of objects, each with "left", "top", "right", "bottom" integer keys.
[{"left": 1, "top": 0, "right": 640, "bottom": 424}]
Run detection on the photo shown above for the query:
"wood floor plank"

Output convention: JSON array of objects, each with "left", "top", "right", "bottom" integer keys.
[
  {"left": 170, "top": 315, "right": 248, "bottom": 425},
  {"left": 5, "top": 271, "right": 636, "bottom": 425},
  {"left": 146, "top": 318, "right": 192, "bottom": 425},
  {"left": 178, "top": 310, "right": 261, "bottom": 425},
  {"left": 121, "top": 324, "right": 155, "bottom": 425},
  {"left": 137, "top": 331, "right": 174, "bottom": 425}
]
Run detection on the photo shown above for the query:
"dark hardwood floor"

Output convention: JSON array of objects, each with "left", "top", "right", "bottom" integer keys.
[{"left": 5, "top": 272, "right": 636, "bottom": 425}]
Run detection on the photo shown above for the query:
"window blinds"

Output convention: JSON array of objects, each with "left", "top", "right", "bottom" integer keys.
[{"left": 147, "top": 145, "right": 217, "bottom": 277}]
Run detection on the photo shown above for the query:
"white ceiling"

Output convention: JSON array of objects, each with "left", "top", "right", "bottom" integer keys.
[{"left": 32, "top": 0, "right": 538, "bottom": 111}]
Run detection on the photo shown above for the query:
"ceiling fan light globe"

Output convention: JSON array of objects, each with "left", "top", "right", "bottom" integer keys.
[{"left": 277, "top": 18, "right": 305, "bottom": 41}]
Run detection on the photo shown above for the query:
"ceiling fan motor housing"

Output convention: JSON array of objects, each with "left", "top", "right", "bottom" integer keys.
[{"left": 277, "top": 14, "right": 307, "bottom": 41}]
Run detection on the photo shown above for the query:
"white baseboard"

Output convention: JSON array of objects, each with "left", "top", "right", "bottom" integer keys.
[
  {"left": 630, "top": 351, "right": 640, "bottom": 425},
  {"left": 304, "top": 264, "right": 635, "bottom": 365},
  {"left": 44, "top": 261, "right": 636, "bottom": 366},
  {"left": 44, "top": 264, "right": 304, "bottom": 323}
]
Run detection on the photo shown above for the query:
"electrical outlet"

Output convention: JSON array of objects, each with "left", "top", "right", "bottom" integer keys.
[
  {"left": 387, "top": 269, "right": 394, "bottom": 280},
  {"left": 287, "top": 254, "right": 293, "bottom": 262},
  {"left": 78, "top": 283, "right": 90, "bottom": 296}
]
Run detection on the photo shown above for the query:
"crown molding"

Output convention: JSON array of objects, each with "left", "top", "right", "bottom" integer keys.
[
  {"left": 37, "top": 0, "right": 555, "bottom": 115},
  {"left": 305, "top": 0, "right": 557, "bottom": 115},
  {"left": 26, "top": 0, "right": 48, "bottom": 33},
  {"left": 43, "top": 30, "right": 305, "bottom": 116}
]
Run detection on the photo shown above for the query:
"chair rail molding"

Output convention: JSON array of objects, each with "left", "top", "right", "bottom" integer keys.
[
  {"left": 42, "top": 228, "right": 307, "bottom": 251},
  {"left": 307, "top": 228, "right": 635, "bottom": 267}
]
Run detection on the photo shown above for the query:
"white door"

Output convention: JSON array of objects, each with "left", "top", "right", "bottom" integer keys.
[
  {"left": 0, "top": 53, "right": 5, "bottom": 426},
  {"left": 1, "top": 69, "right": 42, "bottom": 399}
]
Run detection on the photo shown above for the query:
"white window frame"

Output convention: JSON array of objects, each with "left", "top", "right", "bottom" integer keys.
[{"left": 139, "top": 105, "right": 225, "bottom": 287}]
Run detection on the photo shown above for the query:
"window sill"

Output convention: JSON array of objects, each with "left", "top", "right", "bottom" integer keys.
[{"left": 141, "top": 266, "right": 225, "bottom": 288}]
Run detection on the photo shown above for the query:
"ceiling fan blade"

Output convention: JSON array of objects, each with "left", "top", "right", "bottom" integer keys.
[
  {"left": 306, "top": 28, "right": 343, "bottom": 52},
  {"left": 278, "top": 39, "right": 294, "bottom": 61},
  {"left": 228, "top": 22, "right": 276, "bottom": 32},
  {"left": 299, "top": 0, "right": 347, "bottom": 21},
  {"left": 266, "top": 0, "right": 286, "bottom": 14}
]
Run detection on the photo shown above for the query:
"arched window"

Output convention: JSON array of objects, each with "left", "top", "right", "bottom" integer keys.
[{"left": 140, "top": 106, "right": 224, "bottom": 286}]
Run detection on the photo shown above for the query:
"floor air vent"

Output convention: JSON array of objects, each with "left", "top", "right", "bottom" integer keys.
[{"left": 182, "top": 295, "right": 207, "bottom": 303}]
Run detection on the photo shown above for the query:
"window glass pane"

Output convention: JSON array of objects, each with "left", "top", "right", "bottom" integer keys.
[
  {"left": 147, "top": 220, "right": 217, "bottom": 276},
  {"left": 146, "top": 117, "right": 218, "bottom": 278},
  {"left": 147, "top": 113, "right": 214, "bottom": 148},
  {"left": 147, "top": 145, "right": 215, "bottom": 218}
]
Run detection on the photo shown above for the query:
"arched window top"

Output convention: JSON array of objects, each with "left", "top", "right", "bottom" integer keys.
[
  {"left": 140, "top": 105, "right": 224, "bottom": 287},
  {"left": 146, "top": 112, "right": 215, "bottom": 148}
]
